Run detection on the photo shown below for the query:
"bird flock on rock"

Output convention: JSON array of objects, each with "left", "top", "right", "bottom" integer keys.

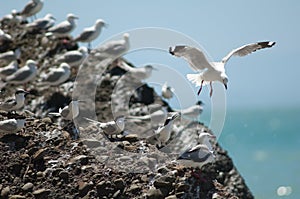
[{"left": 0, "top": 0, "right": 276, "bottom": 170}]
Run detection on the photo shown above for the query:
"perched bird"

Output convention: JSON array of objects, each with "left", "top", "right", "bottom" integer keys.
[
  {"left": 0, "top": 89, "right": 29, "bottom": 112},
  {"left": 38, "top": 63, "right": 70, "bottom": 86},
  {"left": 25, "top": 13, "right": 56, "bottom": 31},
  {"left": 0, "top": 61, "right": 18, "bottom": 79},
  {"left": 161, "top": 82, "right": 175, "bottom": 100},
  {"left": 74, "top": 19, "right": 108, "bottom": 50},
  {"left": 198, "top": 132, "right": 216, "bottom": 151},
  {"left": 55, "top": 47, "right": 88, "bottom": 67},
  {"left": 17, "top": 0, "right": 43, "bottom": 20},
  {"left": 1, "top": 9, "right": 22, "bottom": 25},
  {"left": 49, "top": 100, "right": 80, "bottom": 121},
  {"left": 177, "top": 144, "right": 215, "bottom": 168},
  {"left": 0, "top": 117, "right": 26, "bottom": 136},
  {"left": 175, "top": 101, "right": 203, "bottom": 121},
  {"left": 147, "top": 112, "right": 180, "bottom": 148},
  {"left": 127, "top": 106, "right": 168, "bottom": 127},
  {"left": 0, "top": 29, "right": 12, "bottom": 42},
  {"left": 0, "top": 49, "right": 21, "bottom": 66},
  {"left": 198, "top": 132, "right": 216, "bottom": 144},
  {"left": 169, "top": 41, "right": 276, "bottom": 97},
  {"left": 47, "top": 13, "right": 78, "bottom": 37},
  {"left": 119, "top": 61, "right": 156, "bottom": 81},
  {"left": 4, "top": 59, "right": 38, "bottom": 84},
  {"left": 85, "top": 116, "right": 125, "bottom": 136},
  {"left": 97, "top": 33, "right": 130, "bottom": 58}
]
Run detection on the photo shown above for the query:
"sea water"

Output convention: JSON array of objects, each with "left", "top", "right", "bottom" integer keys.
[{"left": 202, "top": 108, "right": 300, "bottom": 199}]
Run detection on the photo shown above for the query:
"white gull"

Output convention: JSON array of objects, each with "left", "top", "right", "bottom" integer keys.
[{"left": 169, "top": 41, "right": 276, "bottom": 97}]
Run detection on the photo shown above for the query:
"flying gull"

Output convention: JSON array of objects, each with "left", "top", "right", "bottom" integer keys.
[
  {"left": 0, "top": 89, "right": 29, "bottom": 112},
  {"left": 162, "top": 82, "right": 175, "bottom": 100},
  {"left": 17, "top": 0, "right": 43, "bottom": 20},
  {"left": 38, "top": 62, "right": 70, "bottom": 86},
  {"left": 47, "top": 13, "right": 78, "bottom": 37},
  {"left": 169, "top": 41, "right": 276, "bottom": 97},
  {"left": 84, "top": 116, "right": 125, "bottom": 136},
  {"left": 74, "top": 19, "right": 108, "bottom": 50},
  {"left": 4, "top": 59, "right": 38, "bottom": 84},
  {"left": 55, "top": 47, "right": 88, "bottom": 67}
]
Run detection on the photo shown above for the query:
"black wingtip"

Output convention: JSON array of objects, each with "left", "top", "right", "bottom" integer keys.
[
  {"left": 169, "top": 47, "right": 174, "bottom": 55},
  {"left": 258, "top": 41, "right": 276, "bottom": 48}
]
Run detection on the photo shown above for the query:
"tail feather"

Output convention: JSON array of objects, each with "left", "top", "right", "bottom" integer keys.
[{"left": 186, "top": 74, "right": 208, "bottom": 87}]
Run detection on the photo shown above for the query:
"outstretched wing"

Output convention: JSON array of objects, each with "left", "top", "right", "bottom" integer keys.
[
  {"left": 169, "top": 46, "right": 213, "bottom": 71},
  {"left": 221, "top": 41, "right": 276, "bottom": 64}
]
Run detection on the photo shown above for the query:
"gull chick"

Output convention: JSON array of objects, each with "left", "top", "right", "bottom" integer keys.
[
  {"left": 39, "top": 62, "right": 70, "bottom": 86},
  {"left": 162, "top": 82, "right": 175, "bottom": 100},
  {"left": 85, "top": 116, "right": 125, "bottom": 136},
  {"left": 119, "top": 61, "right": 156, "bottom": 81},
  {"left": 147, "top": 112, "right": 180, "bottom": 148},
  {"left": 177, "top": 144, "right": 215, "bottom": 168},
  {"left": 47, "top": 13, "right": 78, "bottom": 37},
  {"left": 169, "top": 41, "right": 276, "bottom": 97},
  {"left": 0, "top": 89, "right": 29, "bottom": 112},
  {"left": 75, "top": 19, "right": 108, "bottom": 50},
  {"left": 0, "top": 117, "right": 26, "bottom": 136}
]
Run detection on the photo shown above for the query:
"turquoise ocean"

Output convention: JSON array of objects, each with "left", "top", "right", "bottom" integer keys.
[{"left": 202, "top": 108, "right": 300, "bottom": 199}]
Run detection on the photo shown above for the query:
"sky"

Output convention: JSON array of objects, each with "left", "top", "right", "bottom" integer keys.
[{"left": 1, "top": 0, "right": 299, "bottom": 110}]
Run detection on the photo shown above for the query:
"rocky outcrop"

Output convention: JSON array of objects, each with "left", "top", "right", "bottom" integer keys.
[{"left": 0, "top": 19, "right": 253, "bottom": 199}]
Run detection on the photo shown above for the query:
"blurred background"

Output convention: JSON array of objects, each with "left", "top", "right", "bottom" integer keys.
[{"left": 1, "top": 1, "right": 299, "bottom": 198}]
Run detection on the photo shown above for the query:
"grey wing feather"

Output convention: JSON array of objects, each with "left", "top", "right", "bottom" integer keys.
[
  {"left": 6, "top": 69, "right": 31, "bottom": 82},
  {"left": 222, "top": 41, "right": 276, "bottom": 64},
  {"left": 21, "top": 2, "right": 36, "bottom": 15},
  {"left": 58, "top": 53, "right": 82, "bottom": 62},
  {"left": 49, "top": 21, "right": 71, "bottom": 33},
  {"left": 60, "top": 108, "right": 70, "bottom": 118},
  {"left": 100, "top": 123, "right": 118, "bottom": 135},
  {"left": 75, "top": 30, "right": 94, "bottom": 42},
  {"left": 44, "top": 70, "right": 64, "bottom": 82},
  {"left": 170, "top": 46, "right": 213, "bottom": 71}
]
